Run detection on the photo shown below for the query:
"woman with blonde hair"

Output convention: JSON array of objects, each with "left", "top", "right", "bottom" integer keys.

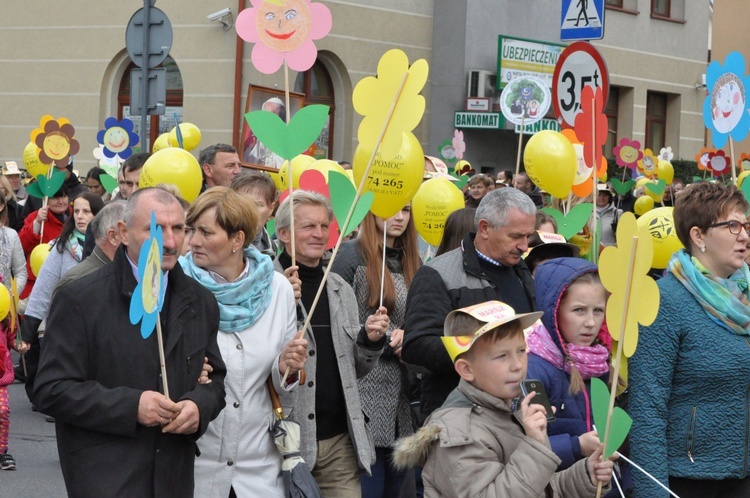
[
  {"left": 332, "top": 205, "right": 421, "bottom": 497},
  {"left": 0, "top": 176, "right": 22, "bottom": 231}
]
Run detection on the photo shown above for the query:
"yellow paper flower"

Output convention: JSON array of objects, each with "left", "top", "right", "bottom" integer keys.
[
  {"left": 637, "top": 148, "right": 658, "bottom": 178},
  {"left": 599, "top": 212, "right": 660, "bottom": 357},
  {"left": 353, "top": 49, "right": 428, "bottom": 158}
]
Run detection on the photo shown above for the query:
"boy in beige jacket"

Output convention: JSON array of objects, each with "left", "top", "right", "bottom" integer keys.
[{"left": 394, "top": 301, "right": 614, "bottom": 497}]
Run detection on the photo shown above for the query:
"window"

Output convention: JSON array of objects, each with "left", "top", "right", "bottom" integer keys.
[
  {"left": 294, "top": 61, "right": 335, "bottom": 160},
  {"left": 604, "top": 87, "right": 619, "bottom": 159},
  {"left": 118, "top": 57, "right": 183, "bottom": 152},
  {"left": 651, "top": 0, "right": 670, "bottom": 17},
  {"left": 606, "top": 0, "right": 623, "bottom": 7},
  {"left": 645, "top": 92, "right": 667, "bottom": 152}
]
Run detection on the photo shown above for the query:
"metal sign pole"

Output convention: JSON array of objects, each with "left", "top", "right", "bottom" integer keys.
[{"left": 140, "top": 0, "right": 151, "bottom": 152}]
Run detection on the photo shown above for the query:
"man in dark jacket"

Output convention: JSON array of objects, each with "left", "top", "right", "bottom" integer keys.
[
  {"left": 402, "top": 188, "right": 537, "bottom": 417},
  {"left": 33, "top": 188, "right": 226, "bottom": 498}
]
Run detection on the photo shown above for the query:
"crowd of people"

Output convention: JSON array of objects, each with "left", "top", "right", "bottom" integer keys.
[{"left": 0, "top": 146, "right": 748, "bottom": 498}]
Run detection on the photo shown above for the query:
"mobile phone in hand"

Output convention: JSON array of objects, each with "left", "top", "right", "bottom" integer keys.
[{"left": 520, "top": 379, "right": 556, "bottom": 422}]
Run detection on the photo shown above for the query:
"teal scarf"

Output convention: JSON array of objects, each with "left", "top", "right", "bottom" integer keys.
[
  {"left": 65, "top": 230, "right": 85, "bottom": 262},
  {"left": 180, "top": 246, "right": 274, "bottom": 332},
  {"left": 669, "top": 249, "right": 750, "bottom": 336}
]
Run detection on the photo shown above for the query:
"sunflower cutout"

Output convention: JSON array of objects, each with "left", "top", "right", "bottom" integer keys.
[
  {"left": 129, "top": 212, "right": 165, "bottom": 339},
  {"left": 235, "top": 0, "right": 332, "bottom": 74},
  {"left": 31, "top": 115, "right": 79, "bottom": 167},
  {"left": 703, "top": 52, "right": 750, "bottom": 148},
  {"left": 612, "top": 138, "right": 643, "bottom": 170},
  {"left": 695, "top": 147, "right": 716, "bottom": 171},
  {"left": 97, "top": 117, "right": 139, "bottom": 160},
  {"left": 637, "top": 148, "right": 658, "bottom": 178}
]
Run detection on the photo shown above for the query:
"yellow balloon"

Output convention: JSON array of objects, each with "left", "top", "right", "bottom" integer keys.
[
  {"left": 168, "top": 123, "right": 202, "bottom": 151},
  {"left": 139, "top": 148, "right": 203, "bottom": 202},
  {"left": 307, "top": 159, "right": 347, "bottom": 183},
  {"left": 657, "top": 160, "right": 674, "bottom": 185},
  {"left": 152, "top": 133, "right": 172, "bottom": 153},
  {"left": 353, "top": 132, "right": 425, "bottom": 219},
  {"left": 634, "top": 196, "right": 654, "bottom": 216},
  {"left": 30, "top": 243, "right": 52, "bottom": 278},
  {"left": 278, "top": 155, "right": 316, "bottom": 190},
  {"left": 23, "top": 141, "right": 48, "bottom": 178},
  {"left": 636, "top": 207, "right": 684, "bottom": 269},
  {"left": 268, "top": 170, "right": 283, "bottom": 191},
  {"left": 0, "top": 285, "right": 8, "bottom": 321},
  {"left": 523, "top": 130, "right": 577, "bottom": 199},
  {"left": 411, "top": 178, "right": 465, "bottom": 246},
  {"left": 636, "top": 177, "right": 663, "bottom": 202},
  {"left": 599, "top": 171, "right": 608, "bottom": 182}
]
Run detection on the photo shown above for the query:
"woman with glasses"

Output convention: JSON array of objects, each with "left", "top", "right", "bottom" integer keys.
[{"left": 630, "top": 182, "right": 750, "bottom": 498}]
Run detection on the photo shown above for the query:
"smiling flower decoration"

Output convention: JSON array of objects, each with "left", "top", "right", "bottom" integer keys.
[
  {"left": 97, "top": 117, "right": 139, "bottom": 160},
  {"left": 31, "top": 115, "right": 80, "bottom": 168},
  {"left": 236, "top": 0, "right": 332, "bottom": 74},
  {"left": 353, "top": 49, "right": 429, "bottom": 158},
  {"left": 129, "top": 212, "right": 165, "bottom": 339},
  {"left": 709, "top": 149, "right": 730, "bottom": 177},
  {"left": 452, "top": 130, "right": 466, "bottom": 161},
  {"left": 437, "top": 139, "right": 456, "bottom": 163},
  {"left": 599, "top": 212, "right": 660, "bottom": 358},
  {"left": 739, "top": 152, "right": 750, "bottom": 172},
  {"left": 659, "top": 146, "right": 674, "bottom": 162},
  {"left": 612, "top": 138, "right": 643, "bottom": 170},
  {"left": 695, "top": 147, "right": 716, "bottom": 171},
  {"left": 703, "top": 52, "right": 750, "bottom": 148},
  {"left": 637, "top": 148, "right": 658, "bottom": 178}
]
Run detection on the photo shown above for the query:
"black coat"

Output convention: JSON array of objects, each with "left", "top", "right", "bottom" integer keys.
[{"left": 34, "top": 246, "right": 226, "bottom": 498}]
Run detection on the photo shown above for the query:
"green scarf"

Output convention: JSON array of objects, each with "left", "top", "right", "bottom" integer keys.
[
  {"left": 669, "top": 249, "right": 750, "bottom": 336},
  {"left": 64, "top": 230, "right": 85, "bottom": 263}
]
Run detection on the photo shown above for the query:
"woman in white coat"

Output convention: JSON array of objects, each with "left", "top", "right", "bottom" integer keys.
[{"left": 182, "top": 187, "right": 308, "bottom": 498}]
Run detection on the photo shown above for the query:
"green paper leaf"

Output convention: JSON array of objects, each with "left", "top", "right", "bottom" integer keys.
[
  {"left": 611, "top": 178, "right": 636, "bottom": 196},
  {"left": 741, "top": 177, "right": 750, "bottom": 204},
  {"left": 100, "top": 174, "right": 118, "bottom": 194},
  {"left": 645, "top": 179, "right": 667, "bottom": 196},
  {"left": 266, "top": 218, "right": 276, "bottom": 238},
  {"left": 245, "top": 104, "right": 330, "bottom": 161},
  {"left": 25, "top": 181, "right": 44, "bottom": 199},
  {"left": 541, "top": 203, "right": 593, "bottom": 240},
  {"left": 693, "top": 176, "right": 703, "bottom": 183},
  {"left": 591, "top": 378, "right": 633, "bottom": 458},
  {"left": 328, "top": 171, "right": 375, "bottom": 237}
]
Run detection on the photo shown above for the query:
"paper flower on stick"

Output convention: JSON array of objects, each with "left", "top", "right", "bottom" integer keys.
[
  {"left": 591, "top": 377, "right": 633, "bottom": 458},
  {"left": 739, "top": 152, "right": 750, "bottom": 172},
  {"left": 703, "top": 51, "right": 750, "bottom": 148},
  {"left": 637, "top": 149, "right": 658, "bottom": 178},
  {"left": 695, "top": 147, "right": 715, "bottom": 171},
  {"left": 129, "top": 212, "right": 165, "bottom": 339},
  {"left": 235, "top": 0, "right": 332, "bottom": 74},
  {"left": 25, "top": 169, "right": 67, "bottom": 200},
  {"left": 97, "top": 117, "right": 139, "bottom": 160},
  {"left": 659, "top": 146, "right": 673, "bottom": 162},
  {"left": 574, "top": 86, "right": 607, "bottom": 174},
  {"left": 613, "top": 138, "right": 643, "bottom": 170},
  {"left": 452, "top": 130, "right": 466, "bottom": 160},
  {"left": 710, "top": 149, "right": 730, "bottom": 177},
  {"left": 31, "top": 115, "right": 79, "bottom": 167},
  {"left": 353, "top": 49, "right": 429, "bottom": 158},
  {"left": 437, "top": 140, "right": 456, "bottom": 163},
  {"left": 599, "top": 212, "right": 660, "bottom": 357}
]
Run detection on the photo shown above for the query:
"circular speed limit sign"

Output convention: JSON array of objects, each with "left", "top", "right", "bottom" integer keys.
[{"left": 553, "top": 42, "right": 609, "bottom": 129}]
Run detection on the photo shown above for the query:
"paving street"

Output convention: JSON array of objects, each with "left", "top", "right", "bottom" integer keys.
[{"left": 3, "top": 354, "right": 66, "bottom": 497}]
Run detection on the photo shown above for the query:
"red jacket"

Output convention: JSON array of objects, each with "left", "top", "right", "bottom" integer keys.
[{"left": 18, "top": 207, "right": 69, "bottom": 299}]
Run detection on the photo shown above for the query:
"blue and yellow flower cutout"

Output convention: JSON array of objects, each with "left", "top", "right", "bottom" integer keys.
[
  {"left": 129, "top": 212, "right": 165, "bottom": 339},
  {"left": 703, "top": 52, "right": 750, "bottom": 148},
  {"left": 97, "top": 117, "right": 140, "bottom": 160}
]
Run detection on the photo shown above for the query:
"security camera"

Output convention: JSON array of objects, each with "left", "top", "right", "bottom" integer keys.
[{"left": 207, "top": 8, "right": 231, "bottom": 22}]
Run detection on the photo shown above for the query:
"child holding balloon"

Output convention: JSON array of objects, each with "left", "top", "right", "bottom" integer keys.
[
  {"left": 525, "top": 258, "right": 627, "bottom": 495},
  {"left": 0, "top": 316, "right": 18, "bottom": 470}
]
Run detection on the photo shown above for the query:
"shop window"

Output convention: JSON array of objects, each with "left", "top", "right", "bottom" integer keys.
[
  {"left": 118, "top": 56, "right": 183, "bottom": 152},
  {"left": 604, "top": 87, "right": 619, "bottom": 159},
  {"left": 294, "top": 61, "right": 334, "bottom": 160},
  {"left": 645, "top": 92, "right": 667, "bottom": 152}
]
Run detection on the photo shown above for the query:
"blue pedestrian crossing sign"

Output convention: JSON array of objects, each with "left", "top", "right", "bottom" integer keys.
[{"left": 561, "top": 0, "right": 605, "bottom": 41}]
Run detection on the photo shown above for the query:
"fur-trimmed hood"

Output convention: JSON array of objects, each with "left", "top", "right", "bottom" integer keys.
[{"left": 392, "top": 424, "right": 441, "bottom": 469}]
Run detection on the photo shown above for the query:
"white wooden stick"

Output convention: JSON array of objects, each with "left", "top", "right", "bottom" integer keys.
[
  {"left": 617, "top": 453, "right": 681, "bottom": 498},
  {"left": 155, "top": 315, "right": 170, "bottom": 400},
  {"left": 515, "top": 115, "right": 524, "bottom": 178},
  {"left": 612, "top": 471, "right": 625, "bottom": 498},
  {"left": 284, "top": 62, "right": 296, "bottom": 267}
]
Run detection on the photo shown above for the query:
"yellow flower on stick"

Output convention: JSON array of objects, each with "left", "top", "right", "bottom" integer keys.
[
  {"left": 353, "top": 49, "right": 428, "bottom": 158},
  {"left": 599, "top": 212, "right": 660, "bottom": 357}
]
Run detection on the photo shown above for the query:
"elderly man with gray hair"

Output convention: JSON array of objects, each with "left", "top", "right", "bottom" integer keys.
[
  {"left": 55, "top": 200, "right": 126, "bottom": 292},
  {"left": 402, "top": 187, "right": 538, "bottom": 418}
]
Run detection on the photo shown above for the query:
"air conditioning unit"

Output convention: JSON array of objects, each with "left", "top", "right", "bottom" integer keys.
[{"left": 467, "top": 70, "right": 497, "bottom": 99}]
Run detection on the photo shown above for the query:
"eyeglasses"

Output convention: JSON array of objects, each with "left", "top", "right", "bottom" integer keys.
[{"left": 708, "top": 220, "right": 750, "bottom": 235}]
